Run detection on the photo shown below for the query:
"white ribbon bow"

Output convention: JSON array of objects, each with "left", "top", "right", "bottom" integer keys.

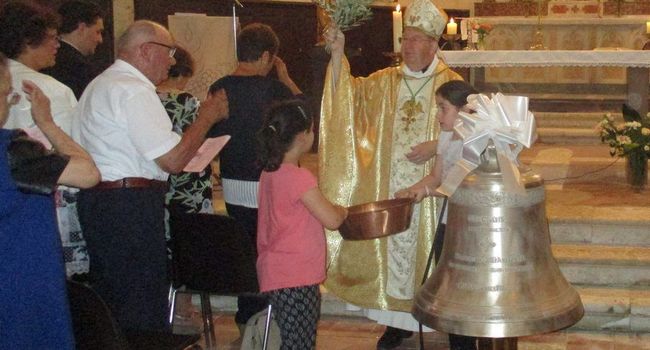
[{"left": 437, "top": 93, "right": 537, "bottom": 196}]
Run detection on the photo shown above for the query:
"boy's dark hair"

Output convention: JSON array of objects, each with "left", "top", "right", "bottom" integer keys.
[
  {"left": 168, "top": 46, "right": 194, "bottom": 78},
  {"left": 236, "top": 23, "right": 279, "bottom": 63},
  {"left": 257, "top": 100, "right": 313, "bottom": 172},
  {"left": 0, "top": 2, "right": 60, "bottom": 59},
  {"left": 58, "top": 0, "right": 102, "bottom": 35},
  {"left": 436, "top": 80, "right": 478, "bottom": 108}
]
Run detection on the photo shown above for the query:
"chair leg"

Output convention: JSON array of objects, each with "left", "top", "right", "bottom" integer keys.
[
  {"left": 200, "top": 292, "right": 216, "bottom": 349},
  {"left": 262, "top": 304, "right": 272, "bottom": 350},
  {"left": 168, "top": 286, "right": 177, "bottom": 326}
]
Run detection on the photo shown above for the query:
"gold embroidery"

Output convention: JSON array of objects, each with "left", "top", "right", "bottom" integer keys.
[
  {"left": 400, "top": 99, "right": 424, "bottom": 131},
  {"left": 400, "top": 75, "right": 433, "bottom": 131}
]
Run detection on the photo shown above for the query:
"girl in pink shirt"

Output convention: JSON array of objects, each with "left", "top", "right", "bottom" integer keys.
[{"left": 256, "top": 100, "right": 347, "bottom": 349}]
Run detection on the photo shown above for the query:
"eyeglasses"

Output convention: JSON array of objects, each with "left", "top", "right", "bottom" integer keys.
[
  {"left": 146, "top": 41, "right": 176, "bottom": 58},
  {"left": 399, "top": 37, "right": 435, "bottom": 44}
]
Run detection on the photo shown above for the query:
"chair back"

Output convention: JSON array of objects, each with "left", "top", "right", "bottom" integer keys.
[{"left": 169, "top": 213, "right": 260, "bottom": 294}]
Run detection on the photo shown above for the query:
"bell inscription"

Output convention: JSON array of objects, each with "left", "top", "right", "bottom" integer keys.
[{"left": 412, "top": 149, "right": 584, "bottom": 338}]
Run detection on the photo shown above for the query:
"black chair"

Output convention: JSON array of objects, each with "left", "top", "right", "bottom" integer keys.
[
  {"left": 168, "top": 213, "right": 262, "bottom": 349},
  {"left": 67, "top": 280, "right": 200, "bottom": 350}
]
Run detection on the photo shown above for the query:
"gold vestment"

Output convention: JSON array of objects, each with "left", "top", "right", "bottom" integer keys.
[{"left": 319, "top": 57, "right": 462, "bottom": 311}]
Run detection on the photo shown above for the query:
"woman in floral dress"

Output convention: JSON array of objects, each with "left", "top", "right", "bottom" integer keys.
[{"left": 157, "top": 46, "right": 213, "bottom": 329}]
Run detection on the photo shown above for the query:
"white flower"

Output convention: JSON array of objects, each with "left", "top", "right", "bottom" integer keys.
[
  {"left": 642, "top": 128, "right": 650, "bottom": 136},
  {"left": 617, "top": 135, "right": 631, "bottom": 144},
  {"left": 645, "top": 145, "right": 650, "bottom": 152},
  {"left": 625, "top": 121, "right": 642, "bottom": 129}
]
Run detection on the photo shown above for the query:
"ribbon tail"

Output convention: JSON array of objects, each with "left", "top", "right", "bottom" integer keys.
[
  {"left": 437, "top": 158, "right": 478, "bottom": 197},
  {"left": 494, "top": 141, "right": 526, "bottom": 195}
]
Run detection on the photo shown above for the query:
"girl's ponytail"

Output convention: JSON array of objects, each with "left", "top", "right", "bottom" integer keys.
[{"left": 257, "top": 100, "right": 313, "bottom": 172}]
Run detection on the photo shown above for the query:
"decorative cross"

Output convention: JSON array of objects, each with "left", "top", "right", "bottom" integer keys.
[{"left": 400, "top": 99, "right": 424, "bottom": 131}]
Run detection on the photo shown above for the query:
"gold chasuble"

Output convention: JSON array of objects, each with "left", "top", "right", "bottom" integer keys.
[{"left": 319, "top": 56, "right": 461, "bottom": 312}]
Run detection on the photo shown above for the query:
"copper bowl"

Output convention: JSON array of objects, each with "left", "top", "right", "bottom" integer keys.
[{"left": 339, "top": 198, "right": 415, "bottom": 240}]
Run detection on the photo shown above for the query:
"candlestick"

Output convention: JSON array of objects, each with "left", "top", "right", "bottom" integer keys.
[
  {"left": 441, "top": 34, "right": 461, "bottom": 50},
  {"left": 646, "top": 21, "right": 650, "bottom": 34},
  {"left": 392, "top": 4, "right": 403, "bottom": 53},
  {"left": 447, "top": 18, "right": 458, "bottom": 35},
  {"left": 529, "top": 0, "right": 547, "bottom": 50}
]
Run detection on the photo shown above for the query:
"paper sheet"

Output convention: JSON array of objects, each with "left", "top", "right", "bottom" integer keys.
[{"left": 183, "top": 135, "right": 230, "bottom": 172}]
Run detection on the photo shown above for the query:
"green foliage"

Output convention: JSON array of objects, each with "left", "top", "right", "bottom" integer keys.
[{"left": 313, "top": 0, "right": 374, "bottom": 31}]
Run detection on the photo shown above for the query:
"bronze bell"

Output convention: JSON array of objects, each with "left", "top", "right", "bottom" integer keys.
[{"left": 412, "top": 145, "right": 584, "bottom": 338}]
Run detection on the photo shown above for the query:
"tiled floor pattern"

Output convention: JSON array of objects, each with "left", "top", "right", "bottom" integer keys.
[{"left": 194, "top": 313, "right": 650, "bottom": 349}]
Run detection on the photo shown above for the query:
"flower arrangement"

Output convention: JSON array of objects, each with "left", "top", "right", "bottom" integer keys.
[
  {"left": 596, "top": 104, "right": 650, "bottom": 191},
  {"left": 312, "top": 0, "right": 373, "bottom": 31},
  {"left": 471, "top": 21, "right": 493, "bottom": 44}
]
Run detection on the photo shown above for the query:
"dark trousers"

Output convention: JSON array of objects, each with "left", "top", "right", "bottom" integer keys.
[
  {"left": 434, "top": 223, "right": 477, "bottom": 350},
  {"left": 78, "top": 187, "right": 170, "bottom": 332},
  {"left": 225, "top": 202, "right": 269, "bottom": 324}
]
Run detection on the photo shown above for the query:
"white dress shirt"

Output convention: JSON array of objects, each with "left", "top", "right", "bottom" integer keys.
[
  {"left": 6, "top": 59, "right": 77, "bottom": 134},
  {"left": 73, "top": 59, "right": 181, "bottom": 181},
  {"left": 437, "top": 130, "right": 464, "bottom": 223}
]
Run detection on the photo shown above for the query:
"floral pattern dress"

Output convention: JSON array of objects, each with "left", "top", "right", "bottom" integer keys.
[{"left": 159, "top": 91, "right": 214, "bottom": 255}]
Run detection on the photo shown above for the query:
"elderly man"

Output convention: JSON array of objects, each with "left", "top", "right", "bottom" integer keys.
[
  {"left": 42, "top": 0, "right": 104, "bottom": 98},
  {"left": 74, "top": 20, "right": 228, "bottom": 332},
  {"left": 321, "top": 0, "right": 467, "bottom": 348},
  {"left": 0, "top": 52, "right": 100, "bottom": 350}
]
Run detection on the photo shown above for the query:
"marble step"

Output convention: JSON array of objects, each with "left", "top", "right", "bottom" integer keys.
[
  {"left": 553, "top": 244, "right": 650, "bottom": 287},
  {"left": 537, "top": 127, "right": 601, "bottom": 144},
  {"left": 532, "top": 111, "right": 627, "bottom": 144},
  {"left": 534, "top": 112, "right": 623, "bottom": 129},
  {"left": 209, "top": 286, "right": 650, "bottom": 333},
  {"left": 526, "top": 94, "right": 632, "bottom": 114},
  {"left": 548, "top": 214, "right": 650, "bottom": 248},
  {"left": 547, "top": 201, "right": 650, "bottom": 248}
]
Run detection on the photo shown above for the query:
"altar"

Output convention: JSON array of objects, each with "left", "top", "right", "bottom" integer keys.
[
  {"left": 462, "top": 16, "right": 649, "bottom": 85},
  {"left": 439, "top": 50, "right": 650, "bottom": 115}
]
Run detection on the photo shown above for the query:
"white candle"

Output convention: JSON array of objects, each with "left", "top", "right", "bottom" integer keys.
[
  {"left": 447, "top": 18, "right": 458, "bottom": 35},
  {"left": 393, "top": 4, "right": 403, "bottom": 52}
]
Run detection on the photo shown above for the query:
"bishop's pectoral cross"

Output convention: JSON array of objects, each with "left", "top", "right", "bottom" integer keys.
[{"left": 400, "top": 98, "right": 424, "bottom": 131}]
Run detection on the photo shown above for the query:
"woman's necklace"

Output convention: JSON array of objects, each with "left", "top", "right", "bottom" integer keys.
[{"left": 400, "top": 75, "right": 434, "bottom": 131}]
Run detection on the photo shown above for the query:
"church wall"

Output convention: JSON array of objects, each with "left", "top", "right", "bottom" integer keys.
[{"left": 476, "top": 0, "right": 650, "bottom": 16}]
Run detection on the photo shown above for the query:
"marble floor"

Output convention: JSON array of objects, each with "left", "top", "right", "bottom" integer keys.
[
  {"left": 190, "top": 312, "right": 650, "bottom": 349},
  {"left": 205, "top": 142, "right": 649, "bottom": 349}
]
